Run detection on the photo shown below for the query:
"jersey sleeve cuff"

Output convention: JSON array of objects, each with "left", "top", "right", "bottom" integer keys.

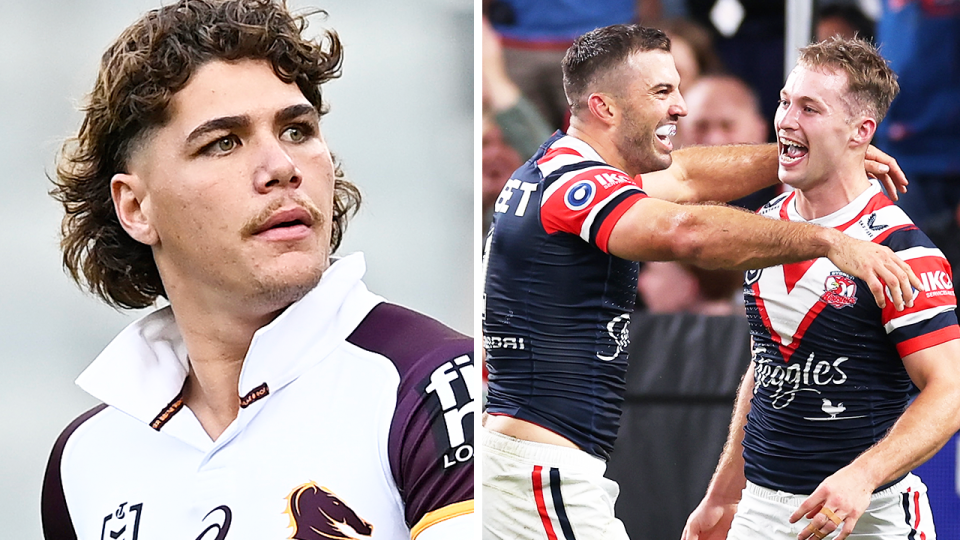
[
  {"left": 410, "top": 500, "right": 474, "bottom": 540},
  {"left": 596, "top": 192, "right": 645, "bottom": 253},
  {"left": 896, "top": 326, "right": 960, "bottom": 357}
]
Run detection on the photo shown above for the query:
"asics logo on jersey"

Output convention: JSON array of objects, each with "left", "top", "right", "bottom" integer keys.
[
  {"left": 101, "top": 502, "right": 142, "bottom": 540},
  {"left": 284, "top": 483, "right": 372, "bottom": 540},
  {"left": 564, "top": 180, "right": 596, "bottom": 210},
  {"left": 194, "top": 505, "right": 231, "bottom": 540},
  {"left": 753, "top": 351, "right": 849, "bottom": 410},
  {"left": 425, "top": 355, "right": 476, "bottom": 468},
  {"left": 821, "top": 272, "right": 857, "bottom": 309},
  {"left": 596, "top": 314, "right": 631, "bottom": 361}
]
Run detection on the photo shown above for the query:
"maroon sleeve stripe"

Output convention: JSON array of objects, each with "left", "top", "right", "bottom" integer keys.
[
  {"left": 41, "top": 403, "right": 108, "bottom": 540},
  {"left": 346, "top": 303, "right": 474, "bottom": 528}
]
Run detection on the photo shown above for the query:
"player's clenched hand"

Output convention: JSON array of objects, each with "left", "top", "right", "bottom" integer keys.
[
  {"left": 865, "top": 145, "right": 908, "bottom": 202},
  {"left": 825, "top": 230, "right": 922, "bottom": 311},
  {"left": 681, "top": 498, "right": 737, "bottom": 540},
  {"left": 789, "top": 466, "right": 872, "bottom": 540}
]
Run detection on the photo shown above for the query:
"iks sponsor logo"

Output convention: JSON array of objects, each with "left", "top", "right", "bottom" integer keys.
[
  {"left": 425, "top": 354, "right": 475, "bottom": 468},
  {"left": 820, "top": 271, "right": 857, "bottom": 309},
  {"left": 596, "top": 314, "right": 630, "bottom": 361},
  {"left": 101, "top": 502, "right": 142, "bottom": 540},
  {"left": 284, "top": 483, "right": 372, "bottom": 540},
  {"left": 919, "top": 270, "right": 954, "bottom": 298}
]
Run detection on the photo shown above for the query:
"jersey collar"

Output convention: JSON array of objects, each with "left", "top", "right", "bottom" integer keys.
[{"left": 76, "top": 252, "right": 383, "bottom": 435}]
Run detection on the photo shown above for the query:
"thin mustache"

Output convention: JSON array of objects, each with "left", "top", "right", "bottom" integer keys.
[{"left": 241, "top": 196, "right": 325, "bottom": 237}]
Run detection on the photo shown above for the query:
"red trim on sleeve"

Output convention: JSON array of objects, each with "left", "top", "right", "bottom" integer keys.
[
  {"left": 595, "top": 192, "right": 646, "bottom": 253},
  {"left": 896, "top": 326, "right": 960, "bottom": 357},
  {"left": 540, "top": 167, "right": 643, "bottom": 239},
  {"left": 882, "top": 256, "right": 956, "bottom": 325}
]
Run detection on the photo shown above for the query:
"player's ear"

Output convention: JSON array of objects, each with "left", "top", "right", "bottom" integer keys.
[
  {"left": 111, "top": 172, "right": 159, "bottom": 246},
  {"left": 587, "top": 93, "right": 617, "bottom": 126},
  {"left": 851, "top": 116, "right": 877, "bottom": 147}
]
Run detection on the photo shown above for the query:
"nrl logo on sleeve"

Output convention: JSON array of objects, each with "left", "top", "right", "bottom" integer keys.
[
  {"left": 101, "top": 502, "right": 142, "bottom": 540},
  {"left": 820, "top": 271, "right": 857, "bottom": 309}
]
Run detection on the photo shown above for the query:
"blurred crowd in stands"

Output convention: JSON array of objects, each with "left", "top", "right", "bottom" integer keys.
[{"left": 482, "top": 0, "right": 960, "bottom": 315}]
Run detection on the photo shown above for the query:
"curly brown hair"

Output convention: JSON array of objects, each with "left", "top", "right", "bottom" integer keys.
[{"left": 52, "top": 0, "right": 361, "bottom": 309}]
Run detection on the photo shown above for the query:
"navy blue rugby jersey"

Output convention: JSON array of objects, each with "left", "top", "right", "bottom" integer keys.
[
  {"left": 742, "top": 183, "right": 959, "bottom": 494},
  {"left": 482, "top": 131, "right": 648, "bottom": 460}
]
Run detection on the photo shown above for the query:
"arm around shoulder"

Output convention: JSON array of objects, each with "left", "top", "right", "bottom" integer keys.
[{"left": 640, "top": 144, "right": 778, "bottom": 204}]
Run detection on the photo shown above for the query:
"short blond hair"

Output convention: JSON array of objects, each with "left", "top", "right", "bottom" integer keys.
[{"left": 798, "top": 36, "right": 899, "bottom": 122}]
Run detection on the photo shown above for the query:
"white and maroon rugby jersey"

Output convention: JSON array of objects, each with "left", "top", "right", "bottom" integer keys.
[
  {"left": 42, "top": 254, "right": 474, "bottom": 540},
  {"left": 483, "top": 131, "right": 648, "bottom": 460},
  {"left": 742, "top": 182, "right": 959, "bottom": 493}
]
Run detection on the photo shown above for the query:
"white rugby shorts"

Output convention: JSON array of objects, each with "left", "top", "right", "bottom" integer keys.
[
  {"left": 728, "top": 474, "right": 935, "bottom": 540},
  {"left": 482, "top": 428, "right": 630, "bottom": 540}
]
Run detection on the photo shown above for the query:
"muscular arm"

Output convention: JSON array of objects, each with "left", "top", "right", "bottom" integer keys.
[
  {"left": 641, "top": 144, "right": 778, "bottom": 203},
  {"left": 606, "top": 197, "right": 920, "bottom": 309},
  {"left": 681, "top": 363, "right": 754, "bottom": 540},
  {"left": 641, "top": 144, "right": 907, "bottom": 204},
  {"left": 790, "top": 338, "right": 960, "bottom": 540}
]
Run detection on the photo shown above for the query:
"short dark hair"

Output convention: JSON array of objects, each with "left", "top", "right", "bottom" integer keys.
[
  {"left": 562, "top": 24, "right": 671, "bottom": 113},
  {"left": 798, "top": 36, "right": 899, "bottom": 122},
  {"left": 52, "top": 0, "right": 361, "bottom": 309}
]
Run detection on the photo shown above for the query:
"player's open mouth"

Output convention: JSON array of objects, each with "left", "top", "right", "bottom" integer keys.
[
  {"left": 779, "top": 136, "right": 808, "bottom": 164},
  {"left": 656, "top": 124, "right": 676, "bottom": 151}
]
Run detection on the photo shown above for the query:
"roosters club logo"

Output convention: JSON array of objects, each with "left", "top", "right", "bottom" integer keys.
[
  {"left": 284, "top": 483, "right": 373, "bottom": 540},
  {"left": 821, "top": 272, "right": 857, "bottom": 309}
]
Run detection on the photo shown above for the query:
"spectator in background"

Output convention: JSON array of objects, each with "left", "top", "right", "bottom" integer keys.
[
  {"left": 660, "top": 18, "right": 724, "bottom": 91},
  {"left": 482, "top": 17, "right": 553, "bottom": 161},
  {"left": 482, "top": 115, "right": 524, "bottom": 235},
  {"left": 875, "top": 0, "right": 960, "bottom": 232},
  {"left": 816, "top": 2, "right": 876, "bottom": 42},
  {"left": 684, "top": 0, "right": 785, "bottom": 124},
  {"left": 926, "top": 201, "right": 960, "bottom": 273},
  {"left": 677, "top": 74, "right": 779, "bottom": 210},
  {"left": 484, "top": 0, "right": 652, "bottom": 129},
  {"left": 637, "top": 261, "right": 743, "bottom": 316},
  {"left": 482, "top": 16, "right": 553, "bottom": 236}
]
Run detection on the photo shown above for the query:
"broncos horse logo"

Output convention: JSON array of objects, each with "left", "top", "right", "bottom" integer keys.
[{"left": 285, "top": 482, "right": 373, "bottom": 540}]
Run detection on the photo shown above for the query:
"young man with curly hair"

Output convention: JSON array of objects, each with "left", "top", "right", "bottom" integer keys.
[{"left": 40, "top": 2, "right": 473, "bottom": 538}]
